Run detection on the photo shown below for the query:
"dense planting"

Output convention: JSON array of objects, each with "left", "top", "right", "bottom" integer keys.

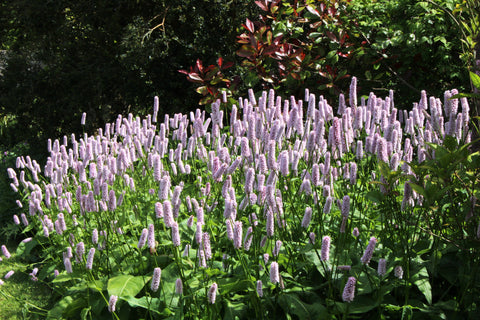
[{"left": 1, "top": 79, "right": 479, "bottom": 319}]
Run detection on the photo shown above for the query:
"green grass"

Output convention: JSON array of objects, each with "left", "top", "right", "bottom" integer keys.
[{"left": 0, "top": 240, "right": 53, "bottom": 320}]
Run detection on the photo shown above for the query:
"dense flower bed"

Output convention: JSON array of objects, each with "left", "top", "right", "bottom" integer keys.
[{"left": 1, "top": 78, "right": 478, "bottom": 319}]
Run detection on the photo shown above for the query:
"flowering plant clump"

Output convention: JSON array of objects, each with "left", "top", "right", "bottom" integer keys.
[{"left": 1, "top": 78, "right": 479, "bottom": 318}]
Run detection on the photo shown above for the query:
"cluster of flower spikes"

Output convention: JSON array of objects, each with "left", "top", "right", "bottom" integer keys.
[{"left": 3, "top": 76, "right": 471, "bottom": 306}]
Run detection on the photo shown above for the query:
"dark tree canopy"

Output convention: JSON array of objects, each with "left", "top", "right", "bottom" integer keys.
[{"left": 0, "top": 0, "right": 258, "bottom": 154}]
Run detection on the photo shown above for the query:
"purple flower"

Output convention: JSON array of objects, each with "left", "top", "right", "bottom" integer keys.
[
  {"left": 337, "top": 265, "right": 351, "bottom": 272},
  {"left": 163, "top": 201, "right": 174, "bottom": 227},
  {"left": 138, "top": 228, "right": 148, "bottom": 249},
  {"left": 171, "top": 221, "right": 181, "bottom": 247},
  {"left": 86, "top": 248, "right": 95, "bottom": 270},
  {"left": 92, "top": 229, "right": 98, "bottom": 244},
  {"left": 360, "top": 237, "right": 377, "bottom": 265},
  {"left": 244, "top": 227, "right": 253, "bottom": 251},
  {"left": 155, "top": 202, "right": 163, "bottom": 218},
  {"left": 342, "top": 277, "right": 356, "bottom": 302},
  {"left": 148, "top": 224, "right": 156, "bottom": 252},
  {"left": 349, "top": 76, "right": 357, "bottom": 108},
  {"left": 309, "top": 232, "right": 316, "bottom": 244},
  {"left": 64, "top": 257, "right": 73, "bottom": 274},
  {"left": 175, "top": 278, "right": 183, "bottom": 295},
  {"left": 20, "top": 213, "right": 29, "bottom": 226},
  {"left": 273, "top": 240, "right": 282, "bottom": 257},
  {"left": 377, "top": 258, "right": 387, "bottom": 276},
  {"left": 245, "top": 167, "right": 255, "bottom": 194},
  {"left": 151, "top": 267, "right": 162, "bottom": 292},
  {"left": 394, "top": 266, "right": 403, "bottom": 279},
  {"left": 1, "top": 245, "right": 11, "bottom": 259},
  {"left": 233, "top": 221, "right": 243, "bottom": 249},
  {"left": 108, "top": 295, "right": 118, "bottom": 313},
  {"left": 226, "top": 220, "right": 233, "bottom": 240},
  {"left": 266, "top": 209, "right": 274, "bottom": 237},
  {"left": 208, "top": 282, "right": 218, "bottom": 304},
  {"left": 321, "top": 236, "right": 331, "bottom": 261},
  {"left": 341, "top": 195, "right": 350, "bottom": 217},
  {"left": 323, "top": 196, "right": 332, "bottom": 214},
  {"left": 270, "top": 262, "right": 279, "bottom": 284},
  {"left": 256, "top": 280, "right": 263, "bottom": 297},
  {"left": 75, "top": 242, "right": 85, "bottom": 263},
  {"left": 202, "top": 232, "right": 212, "bottom": 260},
  {"left": 300, "top": 178, "right": 312, "bottom": 195},
  {"left": 352, "top": 227, "right": 359, "bottom": 238},
  {"left": 4, "top": 270, "right": 15, "bottom": 279},
  {"left": 108, "top": 190, "right": 116, "bottom": 211},
  {"left": 302, "top": 207, "right": 312, "bottom": 228}
]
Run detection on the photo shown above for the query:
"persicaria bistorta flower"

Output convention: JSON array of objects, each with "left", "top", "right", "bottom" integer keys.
[
  {"left": 208, "top": 282, "right": 218, "bottom": 304},
  {"left": 151, "top": 267, "right": 162, "bottom": 292},
  {"left": 352, "top": 227, "right": 359, "bottom": 238},
  {"left": 108, "top": 295, "right": 118, "bottom": 313},
  {"left": 321, "top": 236, "right": 331, "bottom": 261},
  {"left": 270, "top": 261, "right": 279, "bottom": 284},
  {"left": 360, "top": 237, "right": 377, "bottom": 265},
  {"left": 273, "top": 240, "right": 282, "bottom": 257},
  {"left": 394, "top": 266, "right": 403, "bottom": 279},
  {"left": 86, "top": 248, "right": 95, "bottom": 270},
  {"left": 171, "top": 221, "right": 181, "bottom": 247},
  {"left": 1, "top": 245, "right": 11, "bottom": 259},
  {"left": 377, "top": 258, "right": 387, "bottom": 276},
  {"left": 342, "top": 276, "right": 356, "bottom": 302},
  {"left": 302, "top": 207, "right": 312, "bottom": 228},
  {"left": 4, "top": 270, "right": 14, "bottom": 279},
  {"left": 256, "top": 280, "right": 263, "bottom": 297},
  {"left": 175, "top": 278, "right": 183, "bottom": 294},
  {"left": 138, "top": 228, "right": 148, "bottom": 249},
  {"left": 148, "top": 224, "right": 156, "bottom": 252},
  {"left": 233, "top": 221, "right": 243, "bottom": 249}
]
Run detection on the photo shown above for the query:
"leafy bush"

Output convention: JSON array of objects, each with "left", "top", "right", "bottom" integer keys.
[
  {"left": 1, "top": 78, "right": 479, "bottom": 319},
  {"left": 181, "top": 0, "right": 471, "bottom": 111}
]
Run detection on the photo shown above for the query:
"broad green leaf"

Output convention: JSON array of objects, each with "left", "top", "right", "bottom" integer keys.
[
  {"left": 223, "top": 300, "right": 247, "bottom": 320},
  {"left": 16, "top": 239, "right": 38, "bottom": 256},
  {"left": 47, "top": 295, "right": 74, "bottom": 320},
  {"left": 108, "top": 275, "right": 145, "bottom": 297},
  {"left": 470, "top": 71, "right": 480, "bottom": 90},
  {"left": 366, "top": 190, "right": 384, "bottom": 204},
  {"left": 279, "top": 294, "right": 310, "bottom": 319},
  {"left": 412, "top": 267, "right": 432, "bottom": 305},
  {"left": 122, "top": 296, "right": 161, "bottom": 314}
]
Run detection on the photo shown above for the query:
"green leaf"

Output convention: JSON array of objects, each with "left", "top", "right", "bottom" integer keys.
[
  {"left": 470, "top": 71, "right": 480, "bottom": 90},
  {"left": 47, "top": 295, "right": 74, "bottom": 319},
  {"left": 223, "top": 300, "right": 247, "bottom": 320},
  {"left": 122, "top": 296, "right": 161, "bottom": 314},
  {"left": 412, "top": 267, "right": 432, "bottom": 305},
  {"left": 108, "top": 275, "right": 146, "bottom": 298},
  {"left": 15, "top": 239, "right": 38, "bottom": 256},
  {"left": 366, "top": 190, "right": 384, "bottom": 204},
  {"left": 279, "top": 294, "right": 310, "bottom": 319}
]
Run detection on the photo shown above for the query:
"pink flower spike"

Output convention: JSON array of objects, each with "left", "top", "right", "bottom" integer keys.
[
  {"left": 270, "top": 262, "right": 279, "bottom": 284},
  {"left": 1, "top": 245, "right": 11, "bottom": 259},
  {"left": 321, "top": 236, "right": 331, "bottom": 261},
  {"left": 360, "top": 237, "right": 377, "bottom": 265},
  {"left": 208, "top": 282, "right": 218, "bottom": 304},
  {"left": 151, "top": 267, "right": 162, "bottom": 292},
  {"left": 108, "top": 295, "right": 118, "bottom": 313},
  {"left": 175, "top": 278, "right": 183, "bottom": 295},
  {"left": 342, "top": 277, "right": 356, "bottom": 302},
  {"left": 4, "top": 270, "right": 15, "bottom": 279}
]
